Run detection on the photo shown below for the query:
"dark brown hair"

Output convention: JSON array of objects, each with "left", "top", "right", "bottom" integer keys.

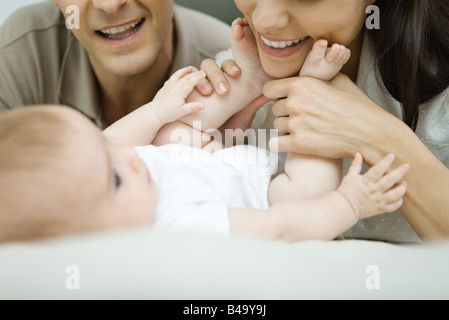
[{"left": 367, "top": 0, "right": 449, "bottom": 131}]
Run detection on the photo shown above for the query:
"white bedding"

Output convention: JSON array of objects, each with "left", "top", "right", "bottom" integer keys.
[{"left": 1, "top": 228, "right": 448, "bottom": 299}]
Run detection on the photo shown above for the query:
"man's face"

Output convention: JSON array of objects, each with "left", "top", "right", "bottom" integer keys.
[{"left": 51, "top": 0, "right": 175, "bottom": 77}]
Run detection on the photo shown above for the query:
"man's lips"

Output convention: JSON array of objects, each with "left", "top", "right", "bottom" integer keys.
[{"left": 96, "top": 18, "right": 145, "bottom": 40}]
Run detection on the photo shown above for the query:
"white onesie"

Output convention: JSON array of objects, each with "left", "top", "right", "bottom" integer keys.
[{"left": 135, "top": 144, "right": 278, "bottom": 236}]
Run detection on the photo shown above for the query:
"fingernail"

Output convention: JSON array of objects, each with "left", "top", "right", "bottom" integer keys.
[
  {"left": 200, "top": 83, "right": 212, "bottom": 93},
  {"left": 218, "top": 82, "right": 228, "bottom": 94},
  {"left": 231, "top": 66, "right": 240, "bottom": 73}
]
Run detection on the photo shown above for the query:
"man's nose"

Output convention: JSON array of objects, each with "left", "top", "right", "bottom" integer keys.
[{"left": 92, "top": 0, "right": 128, "bottom": 15}]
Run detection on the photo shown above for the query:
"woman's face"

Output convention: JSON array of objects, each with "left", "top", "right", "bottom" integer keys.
[{"left": 235, "top": 0, "right": 375, "bottom": 78}]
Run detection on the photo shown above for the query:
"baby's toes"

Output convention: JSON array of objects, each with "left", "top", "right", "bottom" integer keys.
[
  {"left": 308, "top": 39, "right": 328, "bottom": 61},
  {"left": 336, "top": 47, "right": 351, "bottom": 65},
  {"left": 325, "top": 44, "right": 349, "bottom": 65},
  {"left": 324, "top": 44, "right": 340, "bottom": 63}
]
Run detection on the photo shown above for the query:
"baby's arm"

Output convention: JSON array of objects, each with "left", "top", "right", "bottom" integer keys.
[
  {"left": 103, "top": 67, "right": 206, "bottom": 146},
  {"left": 228, "top": 154, "right": 410, "bottom": 242}
]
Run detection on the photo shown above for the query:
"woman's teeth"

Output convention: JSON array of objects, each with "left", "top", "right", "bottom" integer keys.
[
  {"left": 261, "top": 35, "right": 308, "bottom": 49},
  {"left": 98, "top": 19, "right": 143, "bottom": 39}
]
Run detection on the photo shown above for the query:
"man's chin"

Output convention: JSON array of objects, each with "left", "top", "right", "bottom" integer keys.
[{"left": 96, "top": 56, "right": 157, "bottom": 78}]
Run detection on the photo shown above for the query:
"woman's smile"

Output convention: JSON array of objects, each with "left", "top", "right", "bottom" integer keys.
[{"left": 258, "top": 33, "right": 312, "bottom": 58}]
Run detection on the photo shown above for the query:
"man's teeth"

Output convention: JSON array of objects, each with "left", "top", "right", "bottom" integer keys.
[
  {"left": 99, "top": 19, "right": 143, "bottom": 38},
  {"left": 261, "top": 35, "right": 307, "bottom": 49}
]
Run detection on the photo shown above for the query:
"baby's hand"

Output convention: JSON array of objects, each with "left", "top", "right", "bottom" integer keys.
[
  {"left": 337, "top": 153, "right": 410, "bottom": 221},
  {"left": 150, "top": 66, "right": 206, "bottom": 125}
]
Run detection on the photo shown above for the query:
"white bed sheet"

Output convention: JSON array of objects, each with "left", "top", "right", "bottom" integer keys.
[{"left": 0, "top": 228, "right": 448, "bottom": 299}]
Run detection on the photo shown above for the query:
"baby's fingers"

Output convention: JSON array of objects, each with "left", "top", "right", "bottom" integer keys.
[
  {"left": 180, "top": 102, "right": 205, "bottom": 117},
  {"left": 176, "top": 70, "right": 207, "bottom": 98},
  {"left": 169, "top": 66, "right": 195, "bottom": 81},
  {"left": 347, "top": 152, "right": 364, "bottom": 175},
  {"left": 377, "top": 163, "right": 411, "bottom": 191},
  {"left": 364, "top": 153, "right": 396, "bottom": 182},
  {"left": 382, "top": 181, "right": 408, "bottom": 212}
]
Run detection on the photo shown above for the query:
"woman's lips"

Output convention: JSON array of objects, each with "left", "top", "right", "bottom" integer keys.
[{"left": 258, "top": 33, "right": 312, "bottom": 58}]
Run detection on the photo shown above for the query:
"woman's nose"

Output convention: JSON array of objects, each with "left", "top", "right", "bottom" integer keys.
[
  {"left": 92, "top": 0, "right": 128, "bottom": 15},
  {"left": 252, "top": 0, "right": 290, "bottom": 32}
]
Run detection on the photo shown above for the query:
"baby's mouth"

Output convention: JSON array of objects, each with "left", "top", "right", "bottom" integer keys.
[
  {"left": 260, "top": 35, "right": 310, "bottom": 49},
  {"left": 96, "top": 18, "right": 145, "bottom": 40}
]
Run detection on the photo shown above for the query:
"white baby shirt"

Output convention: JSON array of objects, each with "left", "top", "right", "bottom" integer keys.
[{"left": 135, "top": 144, "right": 278, "bottom": 236}]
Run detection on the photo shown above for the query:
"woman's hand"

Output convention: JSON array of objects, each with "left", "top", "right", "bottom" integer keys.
[{"left": 264, "top": 73, "right": 400, "bottom": 162}]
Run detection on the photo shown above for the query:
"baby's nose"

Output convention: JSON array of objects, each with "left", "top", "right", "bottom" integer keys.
[{"left": 126, "top": 147, "right": 142, "bottom": 173}]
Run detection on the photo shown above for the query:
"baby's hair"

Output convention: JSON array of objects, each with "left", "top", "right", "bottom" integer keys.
[{"left": 0, "top": 106, "right": 91, "bottom": 243}]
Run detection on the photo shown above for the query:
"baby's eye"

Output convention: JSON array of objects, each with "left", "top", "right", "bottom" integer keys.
[{"left": 113, "top": 170, "right": 122, "bottom": 189}]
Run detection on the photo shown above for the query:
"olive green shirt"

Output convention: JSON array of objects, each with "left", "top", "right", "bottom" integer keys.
[{"left": 0, "top": 2, "right": 231, "bottom": 128}]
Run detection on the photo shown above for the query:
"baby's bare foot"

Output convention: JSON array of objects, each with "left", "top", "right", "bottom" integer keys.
[
  {"left": 300, "top": 40, "right": 351, "bottom": 81},
  {"left": 231, "top": 18, "right": 273, "bottom": 85}
]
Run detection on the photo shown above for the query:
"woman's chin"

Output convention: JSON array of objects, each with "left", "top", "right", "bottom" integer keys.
[{"left": 262, "top": 63, "right": 301, "bottom": 79}]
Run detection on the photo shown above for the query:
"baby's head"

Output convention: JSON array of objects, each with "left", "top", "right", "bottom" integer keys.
[{"left": 0, "top": 106, "right": 157, "bottom": 243}]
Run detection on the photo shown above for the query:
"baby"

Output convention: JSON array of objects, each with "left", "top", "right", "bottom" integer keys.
[{"left": 0, "top": 19, "right": 409, "bottom": 243}]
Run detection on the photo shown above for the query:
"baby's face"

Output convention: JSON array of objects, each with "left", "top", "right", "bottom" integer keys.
[{"left": 60, "top": 108, "right": 158, "bottom": 232}]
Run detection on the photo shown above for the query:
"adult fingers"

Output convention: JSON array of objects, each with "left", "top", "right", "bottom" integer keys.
[
  {"left": 271, "top": 98, "right": 289, "bottom": 117},
  {"left": 222, "top": 59, "right": 241, "bottom": 78},
  {"left": 272, "top": 116, "right": 291, "bottom": 134},
  {"left": 200, "top": 58, "right": 230, "bottom": 95},
  {"left": 268, "top": 135, "right": 295, "bottom": 154},
  {"left": 263, "top": 77, "right": 297, "bottom": 100}
]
